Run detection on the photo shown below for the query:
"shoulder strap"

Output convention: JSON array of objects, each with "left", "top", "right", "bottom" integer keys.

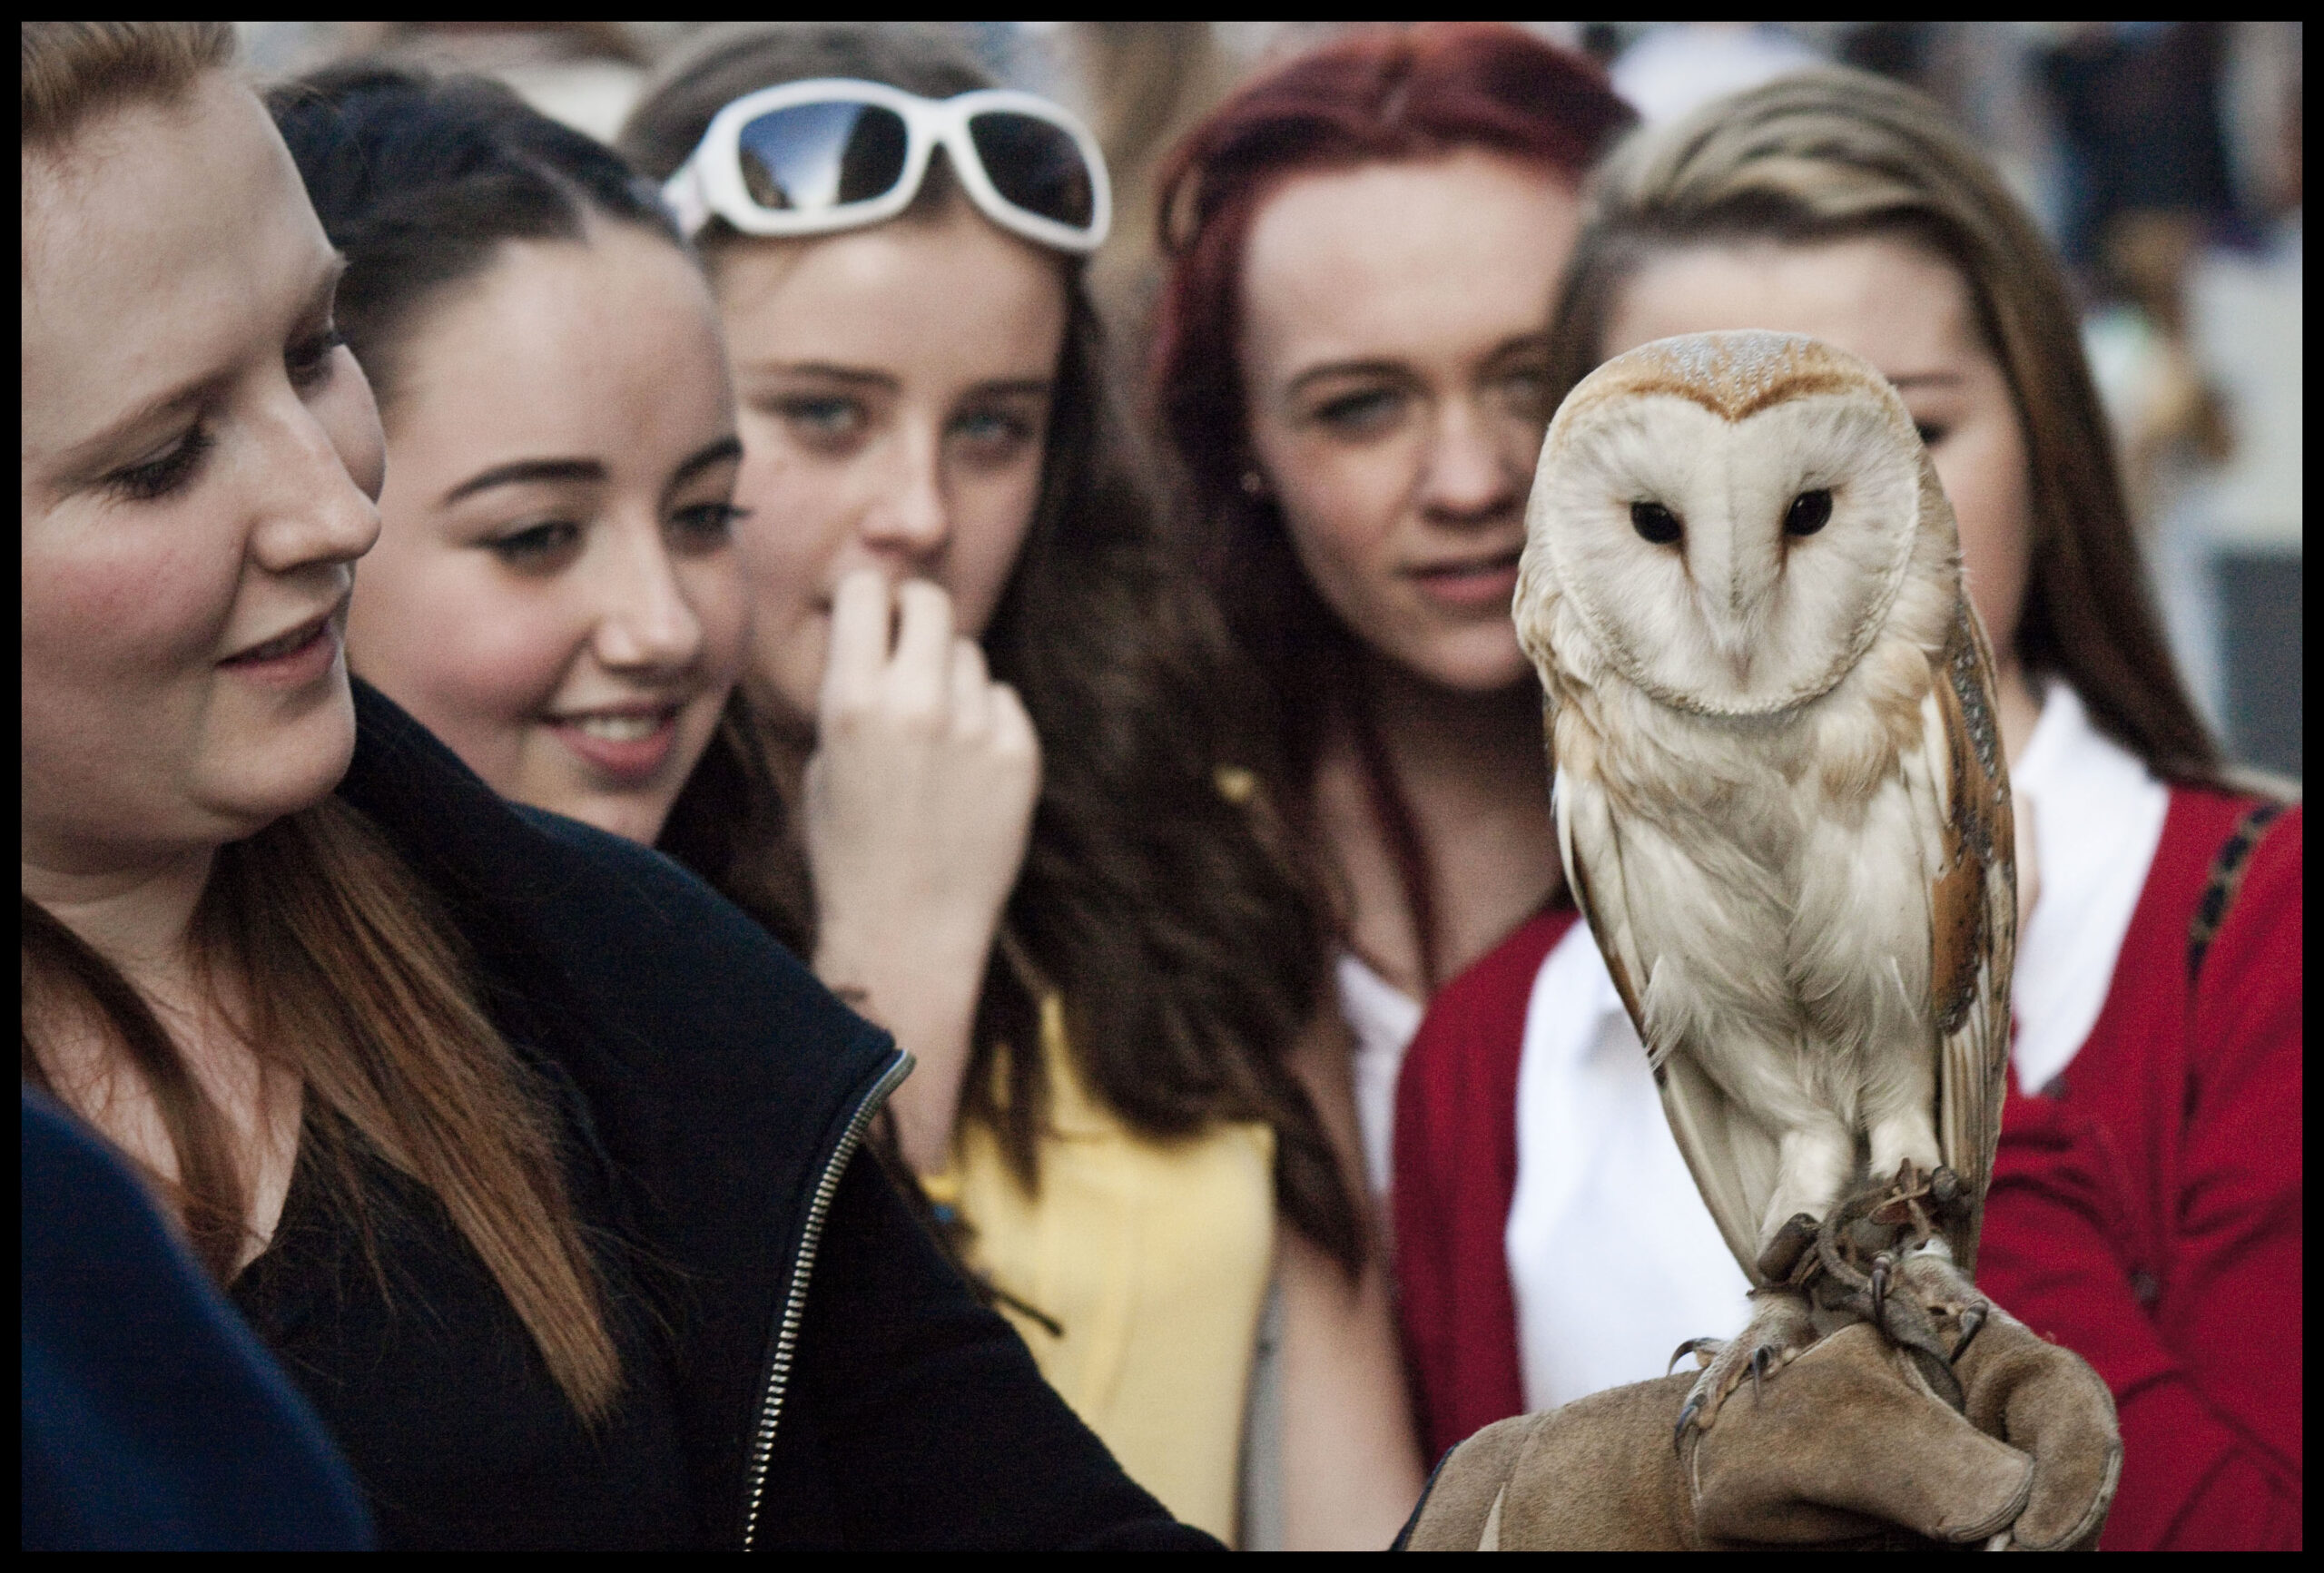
[{"left": 2186, "top": 800, "right": 2290, "bottom": 988}]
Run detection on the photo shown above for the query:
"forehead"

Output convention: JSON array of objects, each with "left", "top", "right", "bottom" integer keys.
[
  {"left": 1238, "top": 150, "right": 1577, "bottom": 372},
  {"left": 388, "top": 227, "right": 732, "bottom": 477},
  {"left": 714, "top": 201, "right": 1067, "bottom": 379},
  {"left": 1605, "top": 236, "right": 1982, "bottom": 379},
  {"left": 22, "top": 76, "right": 328, "bottom": 431}
]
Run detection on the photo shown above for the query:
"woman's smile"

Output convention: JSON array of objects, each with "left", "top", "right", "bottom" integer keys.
[{"left": 541, "top": 702, "right": 685, "bottom": 784}]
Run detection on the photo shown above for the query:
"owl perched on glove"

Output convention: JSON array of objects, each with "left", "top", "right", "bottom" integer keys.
[{"left": 1514, "top": 331, "right": 2015, "bottom": 1435}]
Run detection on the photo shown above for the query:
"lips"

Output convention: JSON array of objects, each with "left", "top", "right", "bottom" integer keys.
[
  {"left": 1408, "top": 549, "right": 1524, "bottom": 609},
  {"left": 216, "top": 598, "right": 346, "bottom": 685},
  {"left": 543, "top": 704, "right": 684, "bottom": 785}
]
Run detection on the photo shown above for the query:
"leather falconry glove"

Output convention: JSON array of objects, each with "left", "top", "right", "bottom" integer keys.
[{"left": 1396, "top": 1305, "right": 2118, "bottom": 1552}]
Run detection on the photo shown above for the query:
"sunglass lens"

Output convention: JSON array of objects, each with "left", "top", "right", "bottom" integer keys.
[
  {"left": 737, "top": 102, "right": 909, "bottom": 211},
  {"left": 967, "top": 112, "right": 1095, "bottom": 231}
]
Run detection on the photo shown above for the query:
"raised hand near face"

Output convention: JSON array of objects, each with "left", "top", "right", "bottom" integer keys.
[{"left": 805, "top": 569, "right": 1041, "bottom": 1173}]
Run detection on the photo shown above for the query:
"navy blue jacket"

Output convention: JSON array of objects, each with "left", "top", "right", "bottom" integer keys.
[{"left": 21, "top": 1088, "right": 373, "bottom": 1550}]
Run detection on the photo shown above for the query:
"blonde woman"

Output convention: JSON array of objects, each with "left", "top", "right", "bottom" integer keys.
[{"left": 1394, "top": 69, "right": 2301, "bottom": 1551}]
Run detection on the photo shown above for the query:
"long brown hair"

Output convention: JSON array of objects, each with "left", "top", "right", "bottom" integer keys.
[
  {"left": 20, "top": 20, "right": 618, "bottom": 1420},
  {"left": 1149, "top": 25, "right": 1636, "bottom": 991},
  {"left": 1543, "top": 67, "right": 2221, "bottom": 782},
  {"left": 627, "top": 24, "right": 1364, "bottom": 1268}
]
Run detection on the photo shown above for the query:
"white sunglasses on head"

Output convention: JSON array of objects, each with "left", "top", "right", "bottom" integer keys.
[{"left": 662, "top": 77, "right": 1112, "bottom": 254}]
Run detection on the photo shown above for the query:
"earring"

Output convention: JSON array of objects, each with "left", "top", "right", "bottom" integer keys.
[{"left": 1239, "top": 469, "right": 1266, "bottom": 498}]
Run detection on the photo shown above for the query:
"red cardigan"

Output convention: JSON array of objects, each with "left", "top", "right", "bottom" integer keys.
[{"left": 1393, "top": 788, "right": 2301, "bottom": 1550}]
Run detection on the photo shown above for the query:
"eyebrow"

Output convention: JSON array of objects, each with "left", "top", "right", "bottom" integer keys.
[
  {"left": 51, "top": 253, "right": 350, "bottom": 485},
  {"left": 662, "top": 435, "right": 743, "bottom": 503},
  {"left": 750, "top": 365, "right": 1053, "bottom": 403},
  {"left": 441, "top": 457, "right": 606, "bottom": 506},
  {"left": 1284, "top": 332, "right": 1551, "bottom": 399},
  {"left": 755, "top": 361, "right": 897, "bottom": 390},
  {"left": 962, "top": 377, "right": 1052, "bottom": 403},
  {"left": 1886, "top": 371, "right": 1967, "bottom": 390},
  {"left": 1285, "top": 358, "right": 1412, "bottom": 399}
]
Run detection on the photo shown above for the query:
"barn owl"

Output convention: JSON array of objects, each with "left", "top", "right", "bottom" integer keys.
[{"left": 1514, "top": 331, "right": 2014, "bottom": 1435}]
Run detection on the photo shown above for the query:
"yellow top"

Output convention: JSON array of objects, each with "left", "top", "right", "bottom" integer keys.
[{"left": 920, "top": 995, "right": 1275, "bottom": 1546}]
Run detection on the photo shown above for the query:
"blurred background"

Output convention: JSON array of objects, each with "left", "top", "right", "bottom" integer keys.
[{"left": 238, "top": 21, "right": 2302, "bottom": 782}]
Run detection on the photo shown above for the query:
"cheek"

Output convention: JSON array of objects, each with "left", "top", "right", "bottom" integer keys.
[
  {"left": 733, "top": 432, "right": 850, "bottom": 611},
  {"left": 943, "top": 469, "right": 1040, "bottom": 640},
  {"left": 1931, "top": 420, "right": 2034, "bottom": 653},
  {"left": 24, "top": 512, "right": 240, "bottom": 683},
  {"left": 347, "top": 546, "right": 579, "bottom": 785},
  {"left": 22, "top": 502, "right": 243, "bottom": 782},
  {"left": 23, "top": 498, "right": 281, "bottom": 847},
  {"left": 675, "top": 552, "right": 753, "bottom": 685},
  {"left": 1272, "top": 451, "right": 1406, "bottom": 623},
  {"left": 732, "top": 441, "right": 850, "bottom": 720}
]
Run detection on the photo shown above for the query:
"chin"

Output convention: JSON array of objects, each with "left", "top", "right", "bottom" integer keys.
[
  {"left": 555, "top": 792, "right": 672, "bottom": 848},
  {"left": 202, "top": 681, "right": 360, "bottom": 837},
  {"left": 1395, "top": 625, "right": 1536, "bottom": 695}
]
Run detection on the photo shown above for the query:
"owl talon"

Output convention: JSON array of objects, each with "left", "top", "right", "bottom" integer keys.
[
  {"left": 1669, "top": 1337, "right": 1724, "bottom": 1375},
  {"left": 1952, "top": 1303, "right": 1986, "bottom": 1363},
  {"left": 1672, "top": 1398, "right": 1703, "bottom": 1453},
  {"left": 1870, "top": 1252, "right": 1896, "bottom": 1325},
  {"left": 1679, "top": 1290, "right": 1816, "bottom": 1442}
]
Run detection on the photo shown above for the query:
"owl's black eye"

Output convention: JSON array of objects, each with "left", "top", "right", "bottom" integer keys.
[
  {"left": 1784, "top": 488, "right": 1833, "bottom": 537},
  {"left": 1630, "top": 501, "right": 1683, "bottom": 545}
]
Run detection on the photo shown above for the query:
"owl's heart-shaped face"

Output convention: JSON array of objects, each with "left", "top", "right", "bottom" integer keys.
[{"left": 1530, "top": 386, "right": 1921, "bottom": 717}]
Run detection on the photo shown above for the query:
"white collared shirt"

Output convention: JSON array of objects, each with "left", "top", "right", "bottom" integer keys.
[
  {"left": 1339, "top": 952, "right": 1424, "bottom": 1199},
  {"left": 1506, "top": 683, "right": 2170, "bottom": 1411}
]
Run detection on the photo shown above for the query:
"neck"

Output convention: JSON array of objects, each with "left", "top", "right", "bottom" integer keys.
[
  {"left": 1360, "top": 654, "right": 1549, "bottom": 798},
  {"left": 1993, "top": 652, "right": 2043, "bottom": 770},
  {"left": 22, "top": 841, "right": 218, "bottom": 998}
]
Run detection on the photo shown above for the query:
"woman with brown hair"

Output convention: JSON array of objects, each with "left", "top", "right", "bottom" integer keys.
[
  {"left": 19, "top": 20, "right": 1208, "bottom": 1550},
  {"left": 1393, "top": 68, "right": 2301, "bottom": 1550},
  {"left": 621, "top": 23, "right": 1414, "bottom": 1547},
  {"left": 1147, "top": 23, "right": 1636, "bottom": 1199}
]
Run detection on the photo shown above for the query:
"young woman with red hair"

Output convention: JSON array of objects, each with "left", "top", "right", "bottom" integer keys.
[{"left": 1151, "top": 23, "right": 1634, "bottom": 1199}]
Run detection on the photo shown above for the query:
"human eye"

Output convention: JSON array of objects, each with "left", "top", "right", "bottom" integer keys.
[
  {"left": 1308, "top": 384, "right": 1409, "bottom": 437},
  {"left": 1495, "top": 363, "right": 1554, "bottom": 423},
  {"left": 287, "top": 323, "right": 348, "bottom": 395},
  {"left": 103, "top": 424, "right": 216, "bottom": 503},
  {"left": 773, "top": 394, "right": 867, "bottom": 450},
  {"left": 1913, "top": 420, "right": 1952, "bottom": 447},
  {"left": 948, "top": 406, "right": 1039, "bottom": 466},
  {"left": 486, "top": 519, "right": 584, "bottom": 571},
  {"left": 668, "top": 501, "right": 746, "bottom": 553}
]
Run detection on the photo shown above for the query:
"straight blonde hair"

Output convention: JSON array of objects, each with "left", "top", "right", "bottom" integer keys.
[
  {"left": 1545, "top": 68, "right": 2221, "bottom": 783},
  {"left": 21, "top": 20, "right": 618, "bottom": 1421}
]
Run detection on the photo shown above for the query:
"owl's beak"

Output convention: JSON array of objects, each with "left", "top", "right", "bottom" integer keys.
[
  {"left": 1704, "top": 615, "right": 1756, "bottom": 684},
  {"left": 1693, "top": 526, "right": 1779, "bottom": 683}
]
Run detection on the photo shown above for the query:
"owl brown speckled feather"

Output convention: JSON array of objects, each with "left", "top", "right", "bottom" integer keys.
[{"left": 1515, "top": 331, "right": 2014, "bottom": 1435}]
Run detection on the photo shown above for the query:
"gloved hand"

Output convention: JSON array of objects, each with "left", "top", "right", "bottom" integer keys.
[{"left": 1397, "top": 1305, "right": 2117, "bottom": 1551}]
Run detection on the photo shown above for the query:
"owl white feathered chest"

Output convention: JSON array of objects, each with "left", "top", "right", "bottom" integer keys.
[{"left": 1515, "top": 331, "right": 2014, "bottom": 1283}]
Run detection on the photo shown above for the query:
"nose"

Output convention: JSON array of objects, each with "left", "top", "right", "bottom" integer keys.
[
  {"left": 1415, "top": 395, "right": 1520, "bottom": 525},
  {"left": 245, "top": 400, "right": 381, "bottom": 578},
  {"left": 855, "top": 418, "right": 951, "bottom": 565},
  {"left": 592, "top": 516, "right": 706, "bottom": 676}
]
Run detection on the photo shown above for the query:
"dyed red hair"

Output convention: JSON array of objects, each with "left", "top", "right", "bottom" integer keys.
[{"left": 1149, "top": 25, "right": 1632, "bottom": 989}]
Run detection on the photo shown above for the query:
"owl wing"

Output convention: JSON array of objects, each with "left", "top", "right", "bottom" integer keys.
[
  {"left": 1902, "top": 595, "right": 2016, "bottom": 1273},
  {"left": 1556, "top": 762, "right": 1775, "bottom": 1282}
]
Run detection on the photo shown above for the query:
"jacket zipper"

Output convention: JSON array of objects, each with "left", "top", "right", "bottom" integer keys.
[{"left": 740, "top": 1047, "right": 912, "bottom": 1551}]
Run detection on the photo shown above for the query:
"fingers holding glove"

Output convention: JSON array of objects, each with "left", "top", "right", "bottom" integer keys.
[{"left": 1399, "top": 1312, "right": 2118, "bottom": 1551}]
